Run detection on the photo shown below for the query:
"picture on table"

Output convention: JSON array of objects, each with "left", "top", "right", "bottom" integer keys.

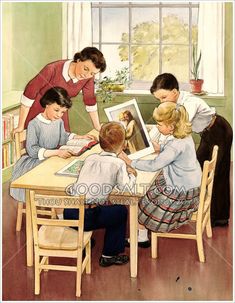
[{"left": 104, "top": 99, "right": 154, "bottom": 159}]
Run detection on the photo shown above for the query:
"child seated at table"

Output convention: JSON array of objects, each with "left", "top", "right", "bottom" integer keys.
[
  {"left": 10, "top": 86, "right": 93, "bottom": 209},
  {"left": 119, "top": 102, "right": 202, "bottom": 247},
  {"left": 64, "top": 122, "right": 137, "bottom": 267}
]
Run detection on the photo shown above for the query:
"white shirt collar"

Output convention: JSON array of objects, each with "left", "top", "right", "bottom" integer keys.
[
  {"left": 36, "top": 113, "right": 51, "bottom": 124},
  {"left": 177, "top": 91, "right": 190, "bottom": 104},
  {"left": 62, "top": 60, "right": 79, "bottom": 83},
  {"left": 100, "top": 151, "right": 117, "bottom": 157}
]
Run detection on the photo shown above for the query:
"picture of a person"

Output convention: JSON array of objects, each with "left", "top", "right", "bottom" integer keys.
[{"left": 119, "top": 110, "right": 146, "bottom": 153}]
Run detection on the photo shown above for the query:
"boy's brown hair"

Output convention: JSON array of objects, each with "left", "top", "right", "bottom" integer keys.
[{"left": 99, "top": 122, "right": 125, "bottom": 153}]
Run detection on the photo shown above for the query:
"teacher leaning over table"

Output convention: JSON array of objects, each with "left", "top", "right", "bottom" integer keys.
[{"left": 13, "top": 47, "right": 106, "bottom": 134}]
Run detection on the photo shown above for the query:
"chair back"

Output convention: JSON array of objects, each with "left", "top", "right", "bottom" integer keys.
[
  {"left": 15, "top": 130, "right": 27, "bottom": 160},
  {"left": 29, "top": 191, "right": 86, "bottom": 250},
  {"left": 29, "top": 191, "right": 91, "bottom": 297},
  {"left": 196, "top": 145, "right": 218, "bottom": 234}
]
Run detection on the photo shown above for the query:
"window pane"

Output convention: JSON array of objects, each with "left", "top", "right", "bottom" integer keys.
[
  {"left": 162, "top": 45, "right": 189, "bottom": 83},
  {"left": 92, "top": 8, "right": 99, "bottom": 43},
  {"left": 132, "top": 8, "right": 159, "bottom": 43},
  {"left": 192, "top": 7, "right": 199, "bottom": 44},
  {"left": 101, "top": 44, "right": 129, "bottom": 79},
  {"left": 102, "top": 8, "right": 129, "bottom": 43},
  {"left": 162, "top": 8, "right": 189, "bottom": 44},
  {"left": 131, "top": 46, "right": 159, "bottom": 81}
]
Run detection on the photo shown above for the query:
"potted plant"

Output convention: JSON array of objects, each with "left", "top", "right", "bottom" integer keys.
[
  {"left": 190, "top": 45, "right": 204, "bottom": 93},
  {"left": 96, "top": 67, "right": 130, "bottom": 102}
]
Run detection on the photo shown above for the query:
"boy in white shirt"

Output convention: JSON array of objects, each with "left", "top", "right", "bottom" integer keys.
[
  {"left": 150, "top": 73, "right": 233, "bottom": 227},
  {"left": 64, "top": 122, "right": 136, "bottom": 267}
]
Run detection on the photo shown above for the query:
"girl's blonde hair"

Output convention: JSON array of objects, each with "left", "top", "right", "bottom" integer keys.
[{"left": 153, "top": 102, "right": 192, "bottom": 138}]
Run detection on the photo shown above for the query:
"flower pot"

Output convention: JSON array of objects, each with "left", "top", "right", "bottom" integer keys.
[{"left": 190, "top": 79, "right": 204, "bottom": 93}]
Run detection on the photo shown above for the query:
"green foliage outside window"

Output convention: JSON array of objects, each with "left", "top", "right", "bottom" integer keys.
[{"left": 118, "top": 15, "right": 198, "bottom": 83}]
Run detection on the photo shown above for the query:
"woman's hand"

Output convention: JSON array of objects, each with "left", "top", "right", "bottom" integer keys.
[
  {"left": 151, "top": 140, "right": 161, "bottom": 154},
  {"left": 57, "top": 150, "right": 73, "bottom": 159},
  {"left": 118, "top": 151, "right": 132, "bottom": 166},
  {"left": 13, "top": 126, "right": 24, "bottom": 136}
]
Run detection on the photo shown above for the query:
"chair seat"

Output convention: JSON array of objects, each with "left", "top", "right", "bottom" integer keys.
[{"left": 38, "top": 225, "right": 92, "bottom": 250}]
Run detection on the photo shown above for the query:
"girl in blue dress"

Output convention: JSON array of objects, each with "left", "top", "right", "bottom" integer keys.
[
  {"left": 10, "top": 87, "right": 93, "bottom": 203},
  {"left": 120, "top": 102, "right": 202, "bottom": 246}
]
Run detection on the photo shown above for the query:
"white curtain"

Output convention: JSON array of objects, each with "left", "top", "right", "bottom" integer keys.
[
  {"left": 197, "top": 3, "right": 224, "bottom": 94},
  {"left": 62, "top": 2, "right": 92, "bottom": 59}
]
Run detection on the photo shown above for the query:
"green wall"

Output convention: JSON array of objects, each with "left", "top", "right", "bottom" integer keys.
[
  {"left": 224, "top": 3, "right": 233, "bottom": 125},
  {"left": 2, "top": 3, "right": 13, "bottom": 92},
  {"left": 3, "top": 2, "right": 63, "bottom": 92}
]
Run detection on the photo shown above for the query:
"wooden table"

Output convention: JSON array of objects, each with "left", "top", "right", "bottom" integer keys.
[{"left": 10, "top": 140, "right": 158, "bottom": 278}]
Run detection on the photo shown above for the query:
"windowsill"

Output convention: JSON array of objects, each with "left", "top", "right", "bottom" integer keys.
[{"left": 119, "top": 89, "right": 226, "bottom": 99}]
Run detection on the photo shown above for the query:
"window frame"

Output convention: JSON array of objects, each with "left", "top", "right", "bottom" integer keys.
[{"left": 92, "top": 2, "right": 199, "bottom": 90}]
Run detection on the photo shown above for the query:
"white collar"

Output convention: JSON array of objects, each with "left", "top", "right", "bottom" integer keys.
[
  {"left": 100, "top": 151, "right": 117, "bottom": 158},
  {"left": 62, "top": 60, "right": 79, "bottom": 83},
  {"left": 36, "top": 113, "right": 52, "bottom": 124},
  {"left": 177, "top": 91, "right": 190, "bottom": 104}
]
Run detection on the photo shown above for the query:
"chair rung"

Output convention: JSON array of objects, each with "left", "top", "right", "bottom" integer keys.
[
  {"left": 39, "top": 249, "right": 78, "bottom": 258},
  {"left": 37, "top": 210, "right": 54, "bottom": 215},
  {"left": 155, "top": 233, "right": 196, "bottom": 240},
  {"left": 40, "top": 264, "right": 77, "bottom": 272},
  {"left": 82, "top": 255, "right": 89, "bottom": 273}
]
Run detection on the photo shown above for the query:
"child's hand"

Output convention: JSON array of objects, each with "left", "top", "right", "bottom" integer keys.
[
  {"left": 127, "top": 165, "right": 137, "bottom": 177},
  {"left": 75, "top": 134, "right": 96, "bottom": 140},
  {"left": 151, "top": 140, "right": 161, "bottom": 154},
  {"left": 57, "top": 150, "right": 73, "bottom": 159},
  {"left": 118, "top": 151, "right": 132, "bottom": 166}
]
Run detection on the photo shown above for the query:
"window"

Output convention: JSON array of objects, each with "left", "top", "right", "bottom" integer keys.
[{"left": 92, "top": 2, "right": 199, "bottom": 90}]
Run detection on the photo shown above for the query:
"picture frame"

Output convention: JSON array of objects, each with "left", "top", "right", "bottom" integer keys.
[{"left": 104, "top": 99, "right": 154, "bottom": 159}]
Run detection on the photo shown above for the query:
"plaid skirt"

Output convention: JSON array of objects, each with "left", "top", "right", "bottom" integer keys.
[{"left": 138, "top": 171, "right": 200, "bottom": 232}]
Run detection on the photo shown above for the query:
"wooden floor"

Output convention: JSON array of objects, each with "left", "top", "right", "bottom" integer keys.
[{"left": 2, "top": 167, "right": 233, "bottom": 301}]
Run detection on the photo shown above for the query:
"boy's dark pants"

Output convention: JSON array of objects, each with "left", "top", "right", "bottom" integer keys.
[
  {"left": 196, "top": 115, "right": 233, "bottom": 225},
  {"left": 64, "top": 205, "right": 127, "bottom": 256}
]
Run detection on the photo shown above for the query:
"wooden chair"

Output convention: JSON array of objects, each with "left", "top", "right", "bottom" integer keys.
[
  {"left": 15, "top": 130, "right": 27, "bottom": 231},
  {"left": 29, "top": 191, "right": 92, "bottom": 297},
  {"left": 151, "top": 145, "right": 219, "bottom": 263},
  {"left": 15, "top": 130, "right": 56, "bottom": 231}
]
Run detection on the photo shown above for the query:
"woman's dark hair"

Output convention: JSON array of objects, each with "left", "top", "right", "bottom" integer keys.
[
  {"left": 150, "top": 73, "right": 179, "bottom": 94},
  {"left": 73, "top": 47, "right": 106, "bottom": 72},
  {"left": 40, "top": 87, "right": 72, "bottom": 109}
]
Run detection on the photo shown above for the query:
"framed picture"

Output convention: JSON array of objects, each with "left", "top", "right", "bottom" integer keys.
[{"left": 104, "top": 99, "right": 154, "bottom": 159}]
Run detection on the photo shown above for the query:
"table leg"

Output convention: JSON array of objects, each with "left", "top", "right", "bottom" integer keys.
[
  {"left": 129, "top": 200, "right": 138, "bottom": 278},
  {"left": 25, "top": 189, "right": 33, "bottom": 266}
]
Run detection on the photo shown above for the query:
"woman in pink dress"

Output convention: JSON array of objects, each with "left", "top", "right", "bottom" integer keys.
[{"left": 13, "top": 47, "right": 106, "bottom": 134}]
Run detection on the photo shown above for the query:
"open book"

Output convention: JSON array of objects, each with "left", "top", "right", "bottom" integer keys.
[
  {"left": 59, "top": 138, "right": 98, "bottom": 156},
  {"left": 56, "top": 158, "right": 84, "bottom": 177}
]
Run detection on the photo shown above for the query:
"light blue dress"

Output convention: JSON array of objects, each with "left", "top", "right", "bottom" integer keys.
[
  {"left": 10, "top": 114, "right": 70, "bottom": 202},
  {"left": 131, "top": 135, "right": 202, "bottom": 232}
]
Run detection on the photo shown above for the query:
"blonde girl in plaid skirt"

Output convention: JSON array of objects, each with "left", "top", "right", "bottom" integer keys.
[{"left": 119, "top": 102, "right": 202, "bottom": 246}]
